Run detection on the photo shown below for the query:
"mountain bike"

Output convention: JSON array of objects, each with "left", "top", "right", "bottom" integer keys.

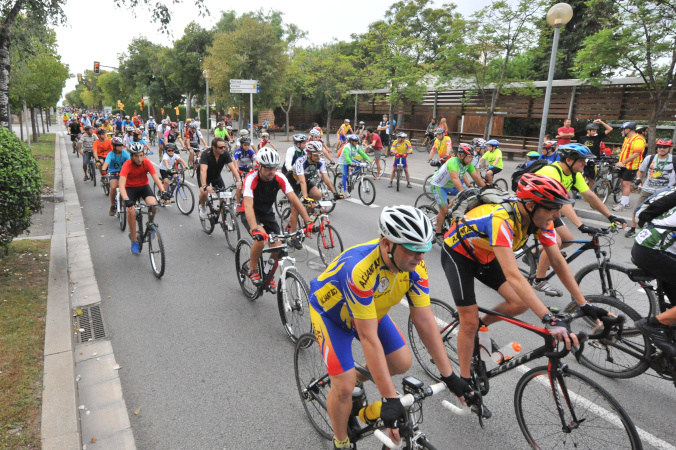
[
  {"left": 592, "top": 156, "right": 622, "bottom": 204},
  {"left": 294, "top": 331, "right": 459, "bottom": 449},
  {"left": 472, "top": 167, "right": 508, "bottom": 191},
  {"left": 101, "top": 171, "right": 110, "bottom": 196},
  {"left": 153, "top": 168, "right": 195, "bottom": 216},
  {"left": 86, "top": 153, "right": 97, "bottom": 186},
  {"left": 131, "top": 203, "right": 166, "bottom": 278},
  {"left": 234, "top": 229, "right": 312, "bottom": 343},
  {"left": 148, "top": 128, "right": 156, "bottom": 146},
  {"left": 414, "top": 132, "right": 434, "bottom": 153},
  {"left": 188, "top": 146, "right": 204, "bottom": 178},
  {"left": 115, "top": 188, "right": 126, "bottom": 231},
  {"left": 333, "top": 162, "right": 376, "bottom": 206},
  {"left": 408, "top": 300, "right": 642, "bottom": 449},
  {"left": 200, "top": 186, "right": 240, "bottom": 252}
]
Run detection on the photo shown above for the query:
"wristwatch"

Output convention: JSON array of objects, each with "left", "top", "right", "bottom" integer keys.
[{"left": 541, "top": 313, "right": 555, "bottom": 324}]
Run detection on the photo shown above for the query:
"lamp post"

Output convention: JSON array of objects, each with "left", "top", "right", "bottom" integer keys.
[
  {"left": 203, "top": 69, "right": 210, "bottom": 144},
  {"left": 538, "top": 3, "right": 573, "bottom": 147}
]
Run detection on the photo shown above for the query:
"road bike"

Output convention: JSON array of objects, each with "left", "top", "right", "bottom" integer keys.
[
  {"left": 391, "top": 153, "right": 410, "bottom": 191},
  {"left": 115, "top": 188, "right": 126, "bottom": 231},
  {"left": 200, "top": 186, "right": 240, "bottom": 252},
  {"left": 333, "top": 162, "right": 376, "bottom": 206},
  {"left": 234, "top": 229, "right": 312, "bottom": 343},
  {"left": 408, "top": 300, "right": 642, "bottom": 449},
  {"left": 101, "top": 171, "right": 110, "bottom": 196},
  {"left": 472, "top": 167, "right": 508, "bottom": 191},
  {"left": 86, "top": 153, "right": 97, "bottom": 186},
  {"left": 592, "top": 156, "right": 622, "bottom": 204},
  {"left": 131, "top": 203, "right": 166, "bottom": 278},
  {"left": 294, "top": 331, "right": 458, "bottom": 449},
  {"left": 148, "top": 128, "right": 157, "bottom": 146},
  {"left": 153, "top": 167, "right": 195, "bottom": 216}
]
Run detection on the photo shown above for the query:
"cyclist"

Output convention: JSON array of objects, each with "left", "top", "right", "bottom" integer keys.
[
  {"left": 113, "top": 115, "right": 123, "bottom": 136},
  {"left": 225, "top": 125, "right": 235, "bottom": 143},
  {"left": 532, "top": 143, "right": 627, "bottom": 296},
  {"left": 241, "top": 147, "right": 314, "bottom": 285},
  {"left": 338, "top": 134, "right": 371, "bottom": 196},
  {"left": 517, "top": 151, "right": 542, "bottom": 170},
  {"left": 337, "top": 119, "right": 353, "bottom": 148},
  {"left": 632, "top": 187, "right": 676, "bottom": 357},
  {"left": 68, "top": 116, "right": 83, "bottom": 154},
  {"left": 470, "top": 138, "right": 487, "bottom": 169},
  {"left": 234, "top": 137, "right": 257, "bottom": 212},
  {"left": 235, "top": 129, "right": 249, "bottom": 148},
  {"left": 308, "top": 128, "right": 334, "bottom": 163},
  {"left": 613, "top": 121, "right": 646, "bottom": 212},
  {"left": 425, "top": 117, "right": 438, "bottom": 141},
  {"left": 159, "top": 143, "right": 188, "bottom": 194},
  {"left": 283, "top": 134, "right": 307, "bottom": 180},
  {"left": 428, "top": 127, "right": 452, "bottom": 162},
  {"left": 78, "top": 126, "right": 97, "bottom": 181},
  {"left": 257, "top": 131, "right": 276, "bottom": 152},
  {"left": 119, "top": 143, "right": 170, "bottom": 255},
  {"left": 186, "top": 121, "right": 208, "bottom": 168},
  {"left": 123, "top": 125, "right": 136, "bottom": 148},
  {"left": 100, "top": 118, "right": 113, "bottom": 135},
  {"left": 539, "top": 140, "right": 559, "bottom": 163},
  {"left": 388, "top": 132, "right": 413, "bottom": 188},
  {"left": 579, "top": 120, "right": 612, "bottom": 188},
  {"left": 214, "top": 121, "right": 230, "bottom": 142},
  {"left": 92, "top": 128, "right": 113, "bottom": 174},
  {"left": 430, "top": 143, "right": 485, "bottom": 244},
  {"left": 197, "top": 137, "right": 243, "bottom": 220},
  {"left": 362, "top": 127, "right": 383, "bottom": 179},
  {"left": 146, "top": 116, "right": 157, "bottom": 142},
  {"left": 308, "top": 206, "right": 473, "bottom": 450},
  {"left": 131, "top": 129, "right": 151, "bottom": 155},
  {"left": 479, "top": 139, "right": 503, "bottom": 185},
  {"left": 625, "top": 139, "right": 675, "bottom": 238},
  {"left": 164, "top": 122, "right": 186, "bottom": 155},
  {"left": 101, "top": 137, "right": 130, "bottom": 216},
  {"left": 355, "top": 120, "right": 366, "bottom": 140}
]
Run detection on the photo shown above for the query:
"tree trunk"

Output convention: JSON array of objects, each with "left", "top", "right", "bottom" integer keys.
[
  {"left": 40, "top": 108, "right": 45, "bottom": 133},
  {"left": 30, "top": 107, "right": 38, "bottom": 142},
  {"left": 186, "top": 92, "right": 192, "bottom": 122},
  {"left": 18, "top": 109, "right": 23, "bottom": 140},
  {"left": 484, "top": 89, "right": 501, "bottom": 139},
  {"left": 0, "top": 29, "right": 11, "bottom": 128},
  {"left": 45, "top": 108, "right": 50, "bottom": 132},
  {"left": 325, "top": 107, "right": 332, "bottom": 147},
  {"left": 280, "top": 93, "right": 293, "bottom": 137}
]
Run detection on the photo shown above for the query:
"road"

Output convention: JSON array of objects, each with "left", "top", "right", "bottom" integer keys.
[{"left": 62, "top": 129, "right": 675, "bottom": 449}]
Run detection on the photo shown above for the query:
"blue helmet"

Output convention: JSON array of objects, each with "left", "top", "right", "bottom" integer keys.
[
  {"left": 558, "top": 143, "right": 595, "bottom": 160},
  {"left": 487, "top": 139, "right": 500, "bottom": 146},
  {"left": 347, "top": 134, "right": 360, "bottom": 142},
  {"left": 620, "top": 121, "right": 637, "bottom": 130}
]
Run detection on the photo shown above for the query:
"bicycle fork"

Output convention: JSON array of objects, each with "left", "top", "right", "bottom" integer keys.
[{"left": 548, "top": 363, "right": 584, "bottom": 433}]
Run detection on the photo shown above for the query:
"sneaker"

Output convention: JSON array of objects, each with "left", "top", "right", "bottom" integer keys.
[
  {"left": 387, "top": 182, "right": 393, "bottom": 188},
  {"left": 289, "top": 237, "right": 303, "bottom": 250},
  {"left": 434, "top": 232, "right": 445, "bottom": 246},
  {"left": 635, "top": 318, "right": 676, "bottom": 358},
  {"left": 612, "top": 203, "right": 631, "bottom": 212},
  {"left": 624, "top": 227, "right": 637, "bottom": 238},
  {"left": 109, "top": 206, "right": 116, "bottom": 216},
  {"left": 130, "top": 241, "right": 140, "bottom": 255},
  {"left": 406, "top": 182, "right": 412, "bottom": 188},
  {"left": 198, "top": 206, "right": 209, "bottom": 220},
  {"left": 533, "top": 280, "right": 563, "bottom": 297},
  {"left": 248, "top": 270, "right": 262, "bottom": 286}
]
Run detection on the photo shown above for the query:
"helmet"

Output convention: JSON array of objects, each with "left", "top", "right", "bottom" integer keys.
[
  {"left": 542, "top": 140, "right": 557, "bottom": 150},
  {"left": 96, "top": 127, "right": 106, "bottom": 135},
  {"left": 292, "top": 133, "right": 307, "bottom": 143},
  {"left": 189, "top": 122, "right": 198, "bottom": 129},
  {"left": 149, "top": 116, "right": 153, "bottom": 120},
  {"left": 347, "top": 134, "right": 360, "bottom": 142},
  {"left": 359, "top": 121, "right": 365, "bottom": 125},
  {"left": 656, "top": 139, "right": 674, "bottom": 147},
  {"left": 186, "top": 118, "right": 192, "bottom": 123},
  {"left": 435, "top": 128, "right": 445, "bottom": 135},
  {"left": 84, "top": 125, "right": 92, "bottom": 131},
  {"left": 476, "top": 138, "right": 486, "bottom": 148},
  {"left": 257, "top": 147, "right": 280, "bottom": 168},
  {"left": 239, "top": 137, "right": 251, "bottom": 145},
  {"left": 261, "top": 132, "right": 269, "bottom": 138},
  {"left": 457, "top": 143, "right": 475, "bottom": 157},
  {"left": 516, "top": 173, "right": 574, "bottom": 208},
  {"left": 586, "top": 123, "right": 600, "bottom": 131},
  {"left": 217, "top": 121, "right": 224, "bottom": 127},
  {"left": 239, "top": 129, "right": 249, "bottom": 136},
  {"left": 309, "top": 128, "right": 321, "bottom": 137},
  {"left": 620, "top": 121, "right": 637, "bottom": 131},
  {"left": 125, "top": 116, "right": 130, "bottom": 119},
  {"left": 396, "top": 132, "right": 407, "bottom": 139},
  {"left": 526, "top": 151, "right": 541, "bottom": 159},
  {"left": 636, "top": 125, "right": 648, "bottom": 133},
  {"left": 126, "top": 125, "right": 134, "bottom": 132},
  {"left": 306, "top": 141, "right": 323, "bottom": 153},
  {"left": 378, "top": 205, "right": 434, "bottom": 253},
  {"left": 226, "top": 125, "right": 233, "bottom": 130},
  {"left": 164, "top": 143, "right": 177, "bottom": 151},
  {"left": 344, "top": 119, "right": 350, "bottom": 123},
  {"left": 138, "top": 125, "right": 144, "bottom": 130},
  {"left": 161, "top": 119, "right": 168, "bottom": 125},
  {"left": 558, "top": 143, "right": 595, "bottom": 160},
  {"left": 112, "top": 137, "right": 124, "bottom": 147},
  {"left": 487, "top": 139, "right": 500, "bottom": 146},
  {"left": 170, "top": 122, "right": 177, "bottom": 128},
  {"left": 128, "top": 142, "right": 144, "bottom": 155}
]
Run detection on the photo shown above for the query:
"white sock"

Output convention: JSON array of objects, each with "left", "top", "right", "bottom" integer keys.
[{"left": 621, "top": 196, "right": 630, "bottom": 206}]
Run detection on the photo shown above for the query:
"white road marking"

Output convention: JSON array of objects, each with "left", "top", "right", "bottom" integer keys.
[{"left": 345, "top": 197, "right": 380, "bottom": 208}]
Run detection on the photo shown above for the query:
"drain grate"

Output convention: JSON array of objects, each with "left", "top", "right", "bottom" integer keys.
[{"left": 75, "top": 304, "right": 106, "bottom": 343}]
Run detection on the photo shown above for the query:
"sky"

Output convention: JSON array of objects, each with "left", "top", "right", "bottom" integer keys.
[{"left": 55, "top": 0, "right": 494, "bottom": 104}]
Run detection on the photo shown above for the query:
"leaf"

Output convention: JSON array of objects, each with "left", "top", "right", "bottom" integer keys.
[
  {"left": 91, "top": 437, "right": 97, "bottom": 443},
  {"left": 74, "top": 308, "right": 83, "bottom": 316},
  {"left": 134, "top": 408, "right": 141, "bottom": 415}
]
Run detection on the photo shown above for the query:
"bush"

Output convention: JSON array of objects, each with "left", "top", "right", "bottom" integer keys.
[{"left": 0, "top": 128, "right": 42, "bottom": 254}]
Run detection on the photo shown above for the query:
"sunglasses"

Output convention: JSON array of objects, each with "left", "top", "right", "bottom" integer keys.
[
  {"left": 657, "top": 146, "right": 671, "bottom": 149},
  {"left": 217, "top": 145, "right": 226, "bottom": 149}
]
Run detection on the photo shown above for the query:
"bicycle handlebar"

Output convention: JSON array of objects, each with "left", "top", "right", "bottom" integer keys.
[{"left": 268, "top": 229, "right": 305, "bottom": 244}]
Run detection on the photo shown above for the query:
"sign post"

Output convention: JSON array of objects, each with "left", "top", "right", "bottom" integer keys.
[{"left": 230, "top": 79, "right": 259, "bottom": 132}]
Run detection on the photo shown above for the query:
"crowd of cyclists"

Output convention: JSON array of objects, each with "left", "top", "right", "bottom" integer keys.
[{"left": 60, "top": 108, "right": 675, "bottom": 449}]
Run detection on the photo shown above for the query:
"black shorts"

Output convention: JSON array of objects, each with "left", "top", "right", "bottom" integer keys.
[
  {"left": 240, "top": 211, "right": 281, "bottom": 236},
  {"left": 488, "top": 167, "right": 502, "bottom": 176},
  {"left": 197, "top": 175, "right": 225, "bottom": 190},
  {"left": 631, "top": 244, "right": 676, "bottom": 306},
  {"left": 126, "top": 185, "right": 154, "bottom": 204},
  {"left": 583, "top": 161, "right": 596, "bottom": 180},
  {"left": 70, "top": 134, "right": 79, "bottom": 142},
  {"left": 619, "top": 167, "right": 638, "bottom": 182},
  {"left": 159, "top": 169, "right": 172, "bottom": 180},
  {"left": 441, "top": 244, "right": 507, "bottom": 307}
]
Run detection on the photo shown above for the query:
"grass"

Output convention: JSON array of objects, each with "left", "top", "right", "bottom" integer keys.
[
  {"left": 30, "top": 134, "right": 56, "bottom": 189},
  {"left": 0, "top": 239, "right": 50, "bottom": 449}
]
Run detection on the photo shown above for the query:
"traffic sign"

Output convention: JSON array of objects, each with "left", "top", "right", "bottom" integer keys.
[
  {"left": 230, "top": 83, "right": 257, "bottom": 89},
  {"left": 230, "top": 88, "right": 258, "bottom": 94},
  {"left": 230, "top": 79, "right": 258, "bottom": 85}
]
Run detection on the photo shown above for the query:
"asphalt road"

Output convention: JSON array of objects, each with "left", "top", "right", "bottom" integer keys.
[{"left": 63, "top": 130, "right": 675, "bottom": 449}]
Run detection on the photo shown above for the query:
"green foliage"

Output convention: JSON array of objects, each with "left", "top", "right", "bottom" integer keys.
[
  {"left": 0, "top": 128, "right": 42, "bottom": 253},
  {"left": 165, "top": 22, "right": 213, "bottom": 106}
]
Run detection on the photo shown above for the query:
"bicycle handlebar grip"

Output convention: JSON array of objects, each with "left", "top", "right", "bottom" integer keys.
[
  {"left": 441, "top": 400, "right": 471, "bottom": 416},
  {"left": 374, "top": 430, "right": 400, "bottom": 449}
]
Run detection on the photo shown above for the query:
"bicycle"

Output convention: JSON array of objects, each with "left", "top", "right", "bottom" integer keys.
[
  {"left": 333, "top": 162, "right": 376, "bottom": 206},
  {"left": 101, "top": 172, "right": 110, "bottom": 196},
  {"left": 153, "top": 167, "right": 195, "bottom": 216},
  {"left": 200, "top": 186, "right": 240, "bottom": 252},
  {"left": 421, "top": 159, "right": 445, "bottom": 199},
  {"left": 234, "top": 229, "right": 312, "bottom": 343},
  {"left": 148, "top": 128, "right": 156, "bottom": 146},
  {"left": 86, "top": 153, "right": 97, "bottom": 187},
  {"left": 188, "top": 146, "right": 204, "bottom": 178},
  {"left": 131, "top": 202, "right": 166, "bottom": 278},
  {"left": 592, "top": 156, "right": 622, "bottom": 204},
  {"left": 408, "top": 300, "right": 642, "bottom": 448},
  {"left": 414, "top": 132, "right": 434, "bottom": 153},
  {"left": 70, "top": 133, "right": 81, "bottom": 157},
  {"left": 115, "top": 188, "right": 127, "bottom": 231},
  {"left": 363, "top": 146, "right": 387, "bottom": 178},
  {"left": 294, "top": 331, "right": 459, "bottom": 449},
  {"left": 391, "top": 153, "right": 409, "bottom": 191},
  {"left": 472, "top": 167, "right": 508, "bottom": 191}
]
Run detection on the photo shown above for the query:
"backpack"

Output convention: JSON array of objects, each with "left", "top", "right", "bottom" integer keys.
[
  {"left": 636, "top": 186, "right": 676, "bottom": 228},
  {"left": 511, "top": 159, "right": 550, "bottom": 191}
]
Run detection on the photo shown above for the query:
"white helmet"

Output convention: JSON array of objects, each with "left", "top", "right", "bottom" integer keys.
[
  {"left": 378, "top": 206, "right": 434, "bottom": 252},
  {"left": 306, "top": 141, "right": 323, "bottom": 153},
  {"left": 309, "top": 128, "right": 321, "bottom": 138},
  {"left": 239, "top": 129, "right": 249, "bottom": 136},
  {"left": 128, "top": 142, "right": 145, "bottom": 155},
  {"left": 257, "top": 147, "right": 280, "bottom": 168}
]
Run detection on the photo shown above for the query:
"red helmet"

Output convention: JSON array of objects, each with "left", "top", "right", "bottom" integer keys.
[
  {"left": 656, "top": 139, "right": 673, "bottom": 148},
  {"left": 96, "top": 127, "right": 106, "bottom": 135},
  {"left": 457, "top": 143, "right": 475, "bottom": 157},
  {"left": 170, "top": 122, "right": 178, "bottom": 128},
  {"left": 516, "top": 173, "right": 573, "bottom": 208},
  {"left": 542, "top": 140, "right": 557, "bottom": 150}
]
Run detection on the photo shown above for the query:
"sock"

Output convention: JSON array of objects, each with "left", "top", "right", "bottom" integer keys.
[
  {"left": 534, "top": 277, "right": 545, "bottom": 283},
  {"left": 334, "top": 436, "right": 351, "bottom": 448},
  {"left": 621, "top": 195, "right": 630, "bottom": 206}
]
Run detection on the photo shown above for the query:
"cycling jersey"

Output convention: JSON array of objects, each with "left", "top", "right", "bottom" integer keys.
[
  {"left": 187, "top": 129, "right": 203, "bottom": 147},
  {"left": 104, "top": 150, "right": 130, "bottom": 174},
  {"left": 214, "top": 127, "right": 229, "bottom": 140},
  {"left": 432, "top": 136, "right": 452, "bottom": 159},
  {"left": 390, "top": 139, "right": 412, "bottom": 155},
  {"left": 199, "top": 148, "right": 233, "bottom": 183},
  {"left": 535, "top": 161, "right": 589, "bottom": 194},
  {"left": 481, "top": 148, "right": 504, "bottom": 169},
  {"left": 540, "top": 152, "right": 560, "bottom": 163},
  {"left": 242, "top": 170, "right": 293, "bottom": 216},
  {"left": 284, "top": 145, "right": 306, "bottom": 172},
  {"left": 635, "top": 189, "right": 676, "bottom": 255},
  {"left": 93, "top": 139, "right": 113, "bottom": 160},
  {"left": 146, "top": 120, "right": 156, "bottom": 130},
  {"left": 443, "top": 202, "right": 557, "bottom": 264},
  {"left": 234, "top": 148, "right": 256, "bottom": 169},
  {"left": 338, "top": 144, "right": 370, "bottom": 165},
  {"left": 430, "top": 157, "right": 476, "bottom": 189},
  {"left": 619, "top": 134, "right": 645, "bottom": 171},
  {"left": 119, "top": 158, "right": 156, "bottom": 187},
  {"left": 293, "top": 156, "right": 327, "bottom": 182},
  {"left": 337, "top": 123, "right": 352, "bottom": 137}
]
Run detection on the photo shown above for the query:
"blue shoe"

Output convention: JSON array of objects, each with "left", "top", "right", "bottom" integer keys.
[
  {"left": 131, "top": 241, "right": 140, "bottom": 255},
  {"left": 149, "top": 151, "right": 154, "bottom": 155}
]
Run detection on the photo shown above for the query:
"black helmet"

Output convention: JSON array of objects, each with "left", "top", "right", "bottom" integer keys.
[
  {"left": 620, "top": 121, "right": 637, "bottom": 131},
  {"left": 164, "top": 143, "right": 177, "bottom": 151},
  {"left": 239, "top": 137, "right": 251, "bottom": 145},
  {"left": 586, "top": 123, "right": 599, "bottom": 131}
]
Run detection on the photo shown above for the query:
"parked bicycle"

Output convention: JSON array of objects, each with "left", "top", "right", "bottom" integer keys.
[
  {"left": 153, "top": 167, "right": 195, "bottom": 216},
  {"left": 234, "top": 229, "right": 312, "bottom": 343},
  {"left": 333, "top": 162, "right": 376, "bottom": 206},
  {"left": 592, "top": 156, "right": 622, "bottom": 204},
  {"left": 200, "top": 186, "right": 240, "bottom": 252},
  {"left": 131, "top": 203, "right": 166, "bottom": 278}
]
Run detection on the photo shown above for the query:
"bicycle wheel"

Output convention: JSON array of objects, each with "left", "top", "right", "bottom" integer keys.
[
  {"left": 493, "top": 178, "right": 508, "bottom": 192},
  {"left": 235, "top": 239, "right": 262, "bottom": 300},
  {"left": 201, "top": 204, "right": 216, "bottom": 234},
  {"left": 613, "top": 177, "right": 622, "bottom": 204},
  {"left": 147, "top": 224, "right": 165, "bottom": 278},
  {"left": 515, "top": 243, "right": 537, "bottom": 282},
  {"left": 418, "top": 205, "right": 439, "bottom": 230},
  {"left": 188, "top": 163, "right": 196, "bottom": 178},
  {"left": 408, "top": 298, "right": 459, "bottom": 381},
  {"left": 423, "top": 174, "right": 433, "bottom": 196},
  {"left": 277, "top": 268, "right": 312, "bottom": 343},
  {"left": 575, "top": 262, "right": 659, "bottom": 319},
  {"left": 317, "top": 182, "right": 336, "bottom": 214},
  {"left": 317, "top": 224, "right": 343, "bottom": 266},
  {"left": 275, "top": 190, "right": 290, "bottom": 217},
  {"left": 89, "top": 163, "right": 97, "bottom": 187},
  {"left": 175, "top": 183, "right": 195, "bottom": 215},
  {"left": 565, "top": 295, "right": 650, "bottom": 378},
  {"left": 515, "top": 365, "right": 641, "bottom": 449},
  {"left": 222, "top": 207, "right": 240, "bottom": 252},
  {"left": 117, "top": 196, "right": 127, "bottom": 231},
  {"left": 294, "top": 333, "right": 333, "bottom": 440},
  {"left": 414, "top": 193, "right": 436, "bottom": 210},
  {"left": 102, "top": 179, "right": 110, "bottom": 196},
  {"left": 333, "top": 173, "right": 346, "bottom": 196},
  {"left": 593, "top": 180, "right": 611, "bottom": 204},
  {"left": 358, "top": 178, "right": 376, "bottom": 206}
]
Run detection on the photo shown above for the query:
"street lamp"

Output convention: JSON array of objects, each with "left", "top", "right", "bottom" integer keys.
[
  {"left": 203, "top": 69, "right": 210, "bottom": 144},
  {"left": 538, "top": 3, "right": 574, "bottom": 147}
]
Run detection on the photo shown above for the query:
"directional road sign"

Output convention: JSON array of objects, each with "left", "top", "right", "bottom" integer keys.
[
  {"left": 230, "top": 79, "right": 258, "bottom": 85},
  {"left": 230, "top": 88, "right": 258, "bottom": 94}
]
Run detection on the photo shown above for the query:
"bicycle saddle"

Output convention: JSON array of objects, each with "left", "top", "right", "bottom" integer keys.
[{"left": 625, "top": 267, "right": 655, "bottom": 282}]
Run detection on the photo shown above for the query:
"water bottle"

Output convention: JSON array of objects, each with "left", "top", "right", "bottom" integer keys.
[
  {"left": 359, "top": 401, "right": 382, "bottom": 424},
  {"left": 478, "top": 326, "right": 492, "bottom": 362},
  {"left": 351, "top": 386, "right": 367, "bottom": 416},
  {"left": 491, "top": 342, "right": 522, "bottom": 364}
]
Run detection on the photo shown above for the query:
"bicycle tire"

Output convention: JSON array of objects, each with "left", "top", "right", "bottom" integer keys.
[
  {"left": 613, "top": 177, "right": 622, "bottom": 204},
  {"left": 593, "top": 180, "right": 611, "bottom": 204},
  {"left": 565, "top": 295, "right": 650, "bottom": 378},
  {"left": 575, "top": 262, "right": 659, "bottom": 319},
  {"left": 222, "top": 207, "right": 240, "bottom": 252},
  {"left": 493, "top": 178, "right": 508, "bottom": 192},
  {"left": 418, "top": 205, "right": 439, "bottom": 231},
  {"left": 147, "top": 224, "right": 165, "bottom": 278},
  {"left": 333, "top": 173, "right": 346, "bottom": 196},
  {"left": 89, "top": 162, "right": 97, "bottom": 187},
  {"left": 294, "top": 333, "right": 333, "bottom": 440},
  {"left": 102, "top": 179, "right": 110, "bottom": 196},
  {"left": 423, "top": 174, "right": 433, "bottom": 195},
  {"left": 515, "top": 243, "right": 537, "bottom": 282},
  {"left": 117, "top": 195, "right": 127, "bottom": 231},
  {"left": 136, "top": 212, "right": 144, "bottom": 254},
  {"left": 358, "top": 178, "right": 376, "bottom": 206},
  {"left": 235, "top": 239, "right": 262, "bottom": 301},
  {"left": 317, "top": 182, "right": 336, "bottom": 214},
  {"left": 412, "top": 435, "right": 438, "bottom": 450},
  {"left": 317, "top": 224, "right": 343, "bottom": 266},
  {"left": 175, "top": 183, "right": 195, "bottom": 215},
  {"left": 188, "top": 163, "right": 196, "bottom": 178},
  {"left": 414, "top": 193, "right": 436, "bottom": 209},
  {"left": 275, "top": 190, "right": 290, "bottom": 217},
  {"left": 396, "top": 168, "right": 401, "bottom": 191},
  {"left": 277, "top": 268, "right": 312, "bottom": 343},
  {"left": 408, "top": 298, "right": 459, "bottom": 381},
  {"left": 514, "top": 365, "right": 642, "bottom": 449}
]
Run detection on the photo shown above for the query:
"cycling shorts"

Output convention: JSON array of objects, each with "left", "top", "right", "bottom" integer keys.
[
  {"left": 430, "top": 183, "right": 464, "bottom": 208},
  {"left": 158, "top": 138, "right": 164, "bottom": 146},
  {"left": 619, "top": 167, "right": 637, "bottom": 182},
  {"left": 160, "top": 169, "right": 177, "bottom": 180},
  {"left": 339, "top": 134, "right": 347, "bottom": 143},
  {"left": 197, "top": 175, "right": 225, "bottom": 190},
  {"left": 631, "top": 244, "right": 676, "bottom": 306},
  {"left": 583, "top": 160, "right": 596, "bottom": 180},
  {"left": 488, "top": 167, "right": 502, "bottom": 175},
  {"left": 109, "top": 173, "right": 120, "bottom": 181},
  {"left": 239, "top": 211, "right": 280, "bottom": 236},
  {"left": 393, "top": 155, "right": 408, "bottom": 169},
  {"left": 441, "top": 243, "right": 507, "bottom": 307},
  {"left": 70, "top": 134, "right": 79, "bottom": 142},
  {"left": 309, "top": 303, "right": 406, "bottom": 376},
  {"left": 125, "top": 185, "right": 154, "bottom": 204}
]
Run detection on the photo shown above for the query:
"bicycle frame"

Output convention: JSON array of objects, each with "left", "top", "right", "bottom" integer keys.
[{"left": 259, "top": 234, "right": 301, "bottom": 291}]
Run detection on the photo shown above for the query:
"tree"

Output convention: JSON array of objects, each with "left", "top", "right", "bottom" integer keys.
[{"left": 574, "top": 0, "right": 676, "bottom": 154}]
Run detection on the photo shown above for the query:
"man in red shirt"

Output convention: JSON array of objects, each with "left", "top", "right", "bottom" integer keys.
[
  {"left": 119, "top": 142, "right": 170, "bottom": 255},
  {"left": 363, "top": 127, "right": 384, "bottom": 179},
  {"left": 556, "top": 119, "right": 575, "bottom": 146}
]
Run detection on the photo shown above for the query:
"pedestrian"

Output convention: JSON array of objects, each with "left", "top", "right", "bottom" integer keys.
[
  {"left": 438, "top": 117, "right": 448, "bottom": 135},
  {"left": 556, "top": 119, "right": 575, "bottom": 146},
  {"left": 378, "top": 115, "right": 393, "bottom": 155},
  {"left": 578, "top": 119, "right": 613, "bottom": 188},
  {"left": 613, "top": 122, "right": 646, "bottom": 212}
]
